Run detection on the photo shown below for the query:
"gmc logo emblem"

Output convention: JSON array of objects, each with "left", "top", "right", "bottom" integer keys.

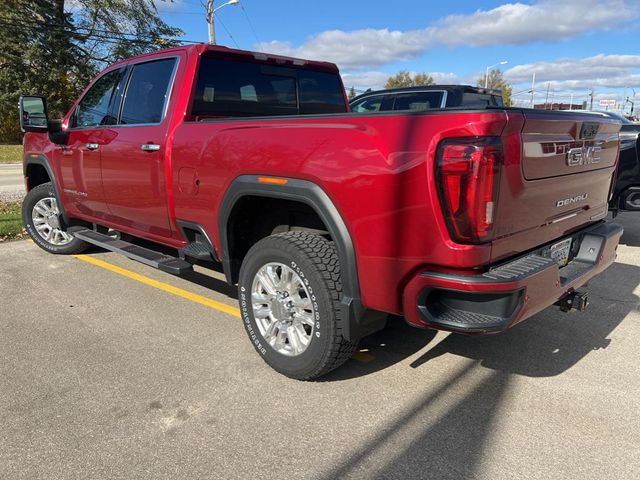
[{"left": 567, "top": 146, "right": 602, "bottom": 167}]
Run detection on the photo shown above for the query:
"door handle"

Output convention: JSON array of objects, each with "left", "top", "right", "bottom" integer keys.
[
  {"left": 141, "top": 144, "right": 161, "bottom": 152},
  {"left": 85, "top": 143, "right": 99, "bottom": 151}
]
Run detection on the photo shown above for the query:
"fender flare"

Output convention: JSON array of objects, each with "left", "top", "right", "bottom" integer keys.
[
  {"left": 23, "top": 153, "right": 69, "bottom": 224},
  {"left": 219, "top": 175, "right": 385, "bottom": 340}
]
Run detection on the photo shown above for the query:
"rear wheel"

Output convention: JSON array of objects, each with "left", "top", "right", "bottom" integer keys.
[
  {"left": 22, "top": 182, "right": 88, "bottom": 254},
  {"left": 238, "top": 231, "right": 357, "bottom": 380}
]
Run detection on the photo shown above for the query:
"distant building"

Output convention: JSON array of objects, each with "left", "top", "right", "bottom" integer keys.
[{"left": 533, "top": 102, "right": 585, "bottom": 110}]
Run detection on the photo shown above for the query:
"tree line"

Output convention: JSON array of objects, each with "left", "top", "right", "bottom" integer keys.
[
  {"left": 1, "top": 3, "right": 514, "bottom": 143},
  {"left": 0, "top": 0, "right": 182, "bottom": 142},
  {"left": 347, "top": 69, "right": 513, "bottom": 105}
]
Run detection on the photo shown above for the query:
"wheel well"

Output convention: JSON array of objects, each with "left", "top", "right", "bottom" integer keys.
[
  {"left": 25, "top": 163, "right": 51, "bottom": 190},
  {"left": 226, "top": 196, "right": 330, "bottom": 282}
]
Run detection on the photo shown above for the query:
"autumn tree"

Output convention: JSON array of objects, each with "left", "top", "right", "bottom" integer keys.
[
  {"left": 477, "top": 69, "right": 513, "bottom": 106},
  {"left": 0, "top": 0, "right": 183, "bottom": 142},
  {"left": 385, "top": 70, "right": 435, "bottom": 89}
]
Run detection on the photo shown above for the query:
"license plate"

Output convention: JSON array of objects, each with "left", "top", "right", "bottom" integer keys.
[{"left": 549, "top": 238, "right": 572, "bottom": 267}]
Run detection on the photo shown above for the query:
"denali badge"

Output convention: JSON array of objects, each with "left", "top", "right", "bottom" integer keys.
[
  {"left": 566, "top": 146, "right": 601, "bottom": 167},
  {"left": 556, "top": 194, "right": 588, "bottom": 207}
]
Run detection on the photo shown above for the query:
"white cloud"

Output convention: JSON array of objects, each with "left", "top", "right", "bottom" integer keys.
[
  {"left": 257, "top": 29, "right": 427, "bottom": 69},
  {"left": 506, "top": 55, "right": 640, "bottom": 83},
  {"left": 505, "top": 55, "right": 640, "bottom": 90},
  {"left": 429, "top": 0, "right": 635, "bottom": 47},
  {"left": 341, "top": 71, "right": 460, "bottom": 91},
  {"left": 340, "top": 71, "right": 389, "bottom": 90},
  {"left": 255, "top": 1, "right": 639, "bottom": 69}
]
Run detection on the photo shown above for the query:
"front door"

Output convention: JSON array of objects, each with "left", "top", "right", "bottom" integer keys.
[
  {"left": 55, "top": 67, "right": 126, "bottom": 220},
  {"left": 100, "top": 58, "right": 177, "bottom": 239}
]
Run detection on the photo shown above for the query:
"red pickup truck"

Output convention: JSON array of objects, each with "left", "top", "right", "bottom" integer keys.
[{"left": 19, "top": 44, "right": 623, "bottom": 379}]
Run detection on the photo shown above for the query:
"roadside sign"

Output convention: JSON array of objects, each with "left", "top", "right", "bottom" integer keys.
[{"left": 599, "top": 99, "right": 616, "bottom": 107}]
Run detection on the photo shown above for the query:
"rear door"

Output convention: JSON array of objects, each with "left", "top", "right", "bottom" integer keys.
[
  {"left": 491, "top": 110, "right": 620, "bottom": 261},
  {"left": 100, "top": 57, "right": 178, "bottom": 238}
]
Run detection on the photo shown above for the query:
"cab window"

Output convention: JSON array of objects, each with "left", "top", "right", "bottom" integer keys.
[
  {"left": 74, "top": 68, "right": 125, "bottom": 128},
  {"left": 120, "top": 58, "right": 176, "bottom": 125},
  {"left": 350, "top": 95, "right": 384, "bottom": 113},
  {"left": 391, "top": 92, "right": 444, "bottom": 111}
]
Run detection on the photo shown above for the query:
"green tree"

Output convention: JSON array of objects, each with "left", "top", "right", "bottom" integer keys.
[
  {"left": 384, "top": 70, "right": 435, "bottom": 89},
  {"left": 478, "top": 69, "right": 513, "bottom": 107},
  {"left": 0, "top": 0, "right": 183, "bottom": 142},
  {"left": 347, "top": 86, "right": 357, "bottom": 100}
]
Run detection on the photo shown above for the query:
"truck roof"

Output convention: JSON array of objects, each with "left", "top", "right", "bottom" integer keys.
[
  {"left": 108, "top": 43, "right": 340, "bottom": 73},
  {"left": 350, "top": 85, "right": 502, "bottom": 103}
]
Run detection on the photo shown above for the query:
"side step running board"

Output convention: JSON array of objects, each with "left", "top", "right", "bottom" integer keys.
[{"left": 73, "top": 229, "right": 193, "bottom": 275}]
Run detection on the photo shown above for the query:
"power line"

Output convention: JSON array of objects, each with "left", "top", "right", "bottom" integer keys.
[
  {"left": 215, "top": 15, "right": 240, "bottom": 49},
  {"left": 0, "top": 14, "right": 203, "bottom": 45},
  {"left": 239, "top": 2, "right": 261, "bottom": 49}
]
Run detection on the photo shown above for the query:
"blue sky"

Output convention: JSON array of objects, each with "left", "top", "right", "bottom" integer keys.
[{"left": 157, "top": 0, "right": 640, "bottom": 111}]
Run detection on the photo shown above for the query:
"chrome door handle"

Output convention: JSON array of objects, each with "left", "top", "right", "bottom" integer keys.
[
  {"left": 85, "top": 143, "right": 99, "bottom": 151},
  {"left": 141, "top": 144, "right": 160, "bottom": 152}
]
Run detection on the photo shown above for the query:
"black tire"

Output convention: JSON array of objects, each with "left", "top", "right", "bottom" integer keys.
[
  {"left": 22, "top": 182, "right": 89, "bottom": 255},
  {"left": 238, "top": 231, "right": 357, "bottom": 380}
]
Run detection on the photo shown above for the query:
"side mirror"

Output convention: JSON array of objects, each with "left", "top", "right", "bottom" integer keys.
[{"left": 19, "top": 95, "right": 49, "bottom": 132}]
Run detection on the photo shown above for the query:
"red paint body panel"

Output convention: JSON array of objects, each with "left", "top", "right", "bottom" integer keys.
[{"left": 23, "top": 45, "right": 623, "bottom": 322}]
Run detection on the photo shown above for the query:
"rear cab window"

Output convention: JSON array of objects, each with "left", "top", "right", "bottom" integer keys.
[
  {"left": 459, "top": 93, "right": 503, "bottom": 108},
  {"left": 190, "top": 55, "right": 347, "bottom": 119},
  {"left": 391, "top": 91, "right": 444, "bottom": 111}
]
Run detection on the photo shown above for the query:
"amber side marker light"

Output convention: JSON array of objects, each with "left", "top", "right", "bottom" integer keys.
[{"left": 258, "top": 176, "right": 288, "bottom": 185}]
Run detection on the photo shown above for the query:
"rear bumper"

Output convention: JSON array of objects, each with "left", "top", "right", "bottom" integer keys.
[{"left": 402, "top": 221, "right": 623, "bottom": 333}]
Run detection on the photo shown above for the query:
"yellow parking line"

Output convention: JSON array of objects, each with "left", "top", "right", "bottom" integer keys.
[
  {"left": 71, "top": 253, "right": 374, "bottom": 363},
  {"left": 73, "top": 254, "right": 241, "bottom": 318}
]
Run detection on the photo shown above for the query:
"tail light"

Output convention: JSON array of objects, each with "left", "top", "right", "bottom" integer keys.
[{"left": 436, "top": 137, "right": 502, "bottom": 243}]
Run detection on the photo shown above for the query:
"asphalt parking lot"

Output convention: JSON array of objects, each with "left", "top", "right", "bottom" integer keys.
[{"left": 1, "top": 214, "right": 639, "bottom": 480}]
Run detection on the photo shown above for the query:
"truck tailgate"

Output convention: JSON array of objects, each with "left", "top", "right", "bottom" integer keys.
[{"left": 490, "top": 110, "right": 621, "bottom": 262}]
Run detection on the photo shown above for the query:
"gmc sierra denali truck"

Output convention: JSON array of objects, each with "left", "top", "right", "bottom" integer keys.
[{"left": 19, "top": 44, "right": 623, "bottom": 380}]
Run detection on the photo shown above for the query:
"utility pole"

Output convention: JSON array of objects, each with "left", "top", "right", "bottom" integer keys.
[
  {"left": 545, "top": 82, "right": 550, "bottom": 109},
  {"left": 589, "top": 89, "right": 594, "bottom": 111},
  {"left": 207, "top": 0, "right": 216, "bottom": 45},
  {"left": 530, "top": 72, "right": 536, "bottom": 108},
  {"left": 206, "top": 0, "right": 240, "bottom": 45}
]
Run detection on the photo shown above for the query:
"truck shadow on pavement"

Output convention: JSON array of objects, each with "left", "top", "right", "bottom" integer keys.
[
  {"left": 325, "top": 259, "right": 639, "bottom": 381},
  {"left": 319, "top": 361, "right": 512, "bottom": 480},
  {"left": 326, "top": 213, "right": 640, "bottom": 381},
  {"left": 318, "top": 224, "right": 639, "bottom": 479},
  {"left": 617, "top": 212, "right": 640, "bottom": 247}
]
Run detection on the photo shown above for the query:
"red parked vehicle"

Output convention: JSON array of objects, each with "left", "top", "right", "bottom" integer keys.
[{"left": 19, "top": 45, "right": 623, "bottom": 379}]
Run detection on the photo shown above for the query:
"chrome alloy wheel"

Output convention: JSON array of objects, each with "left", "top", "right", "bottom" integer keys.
[
  {"left": 251, "top": 262, "right": 316, "bottom": 357},
  {"left": 31, "top": 197, "right": 73, "bottom": 246}
]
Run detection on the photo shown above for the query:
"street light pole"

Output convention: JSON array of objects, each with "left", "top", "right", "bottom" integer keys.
[
  {"left": 206, "top": 0, "right": 240, "bottom": 45},
  {"left": 484, "top": 60, "right": 508, "bottom": 88}
]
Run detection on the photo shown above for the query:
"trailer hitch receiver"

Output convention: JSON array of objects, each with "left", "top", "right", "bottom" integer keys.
[{"left": 556, "top": 291, "right": 589, "bottom": 312}]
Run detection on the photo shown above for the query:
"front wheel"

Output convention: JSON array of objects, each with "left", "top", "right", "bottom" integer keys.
[
  {"left": 22, "top": 182, "right": 88, "bottom": 254},
  {"left": 238, "top": 231, "right": 357, "bottom": 380}
]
